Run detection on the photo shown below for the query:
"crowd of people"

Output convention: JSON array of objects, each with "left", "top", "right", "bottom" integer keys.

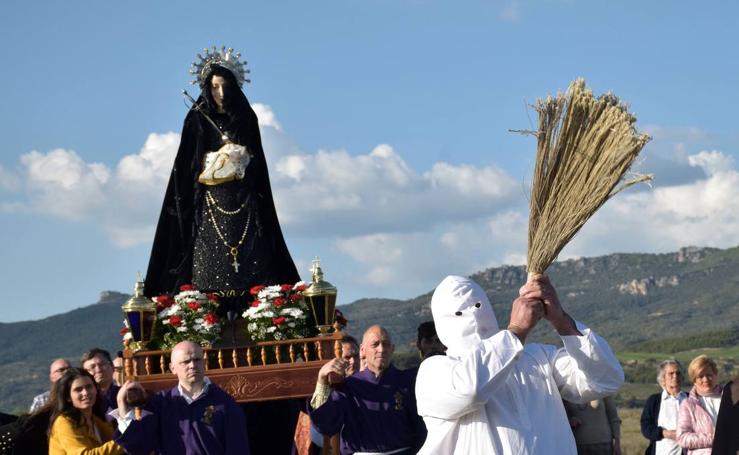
[
  {"left": 1, "top": 274, "right": 737, "bottom": 454},
  {"left": 640, "top": 355, "right": 739, "bottom": 455}
]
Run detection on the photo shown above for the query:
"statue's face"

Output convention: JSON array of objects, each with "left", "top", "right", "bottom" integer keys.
[{"left": 210, "top": 75, "right": 227, "bottom": 111}]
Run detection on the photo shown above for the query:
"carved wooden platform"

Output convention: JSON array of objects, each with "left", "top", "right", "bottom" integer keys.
[{"left": 123, "top": 333, "right": 342, "bottom": 402}]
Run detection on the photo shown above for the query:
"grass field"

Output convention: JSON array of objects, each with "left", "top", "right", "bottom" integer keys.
[
  {"left": 619, "top": 346, "right": 739, "bottom": 363},
  {"left": 619, "top": 407, "right": 649, "bottom": 455}
]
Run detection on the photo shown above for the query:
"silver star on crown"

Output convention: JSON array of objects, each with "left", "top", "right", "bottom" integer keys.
[{"left": 190, "top": 46, "right": 251, "bottom": 88}]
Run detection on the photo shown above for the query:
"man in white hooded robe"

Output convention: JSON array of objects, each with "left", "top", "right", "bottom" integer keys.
[{"left": 415, "top": 274, "right": 624, "bottom": 454}]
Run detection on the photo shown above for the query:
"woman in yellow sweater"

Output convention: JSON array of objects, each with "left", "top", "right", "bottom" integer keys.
[{"left": 48, "top": 367, "right": 124, "bottom": 455}]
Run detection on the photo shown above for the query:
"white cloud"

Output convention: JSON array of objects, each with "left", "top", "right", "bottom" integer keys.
[
  {"left": 562, "top": 150, "right": 739, "bottom": 257},
  {"left": 6, "top": 133, "right": 179, "bottom": 245},
  {"left": 19, "top": 149, "right": 109, "bottom": 221},
  {"left": 253, "top": 103, "right": 283, "bottom": 131},
  {"left": 272, "top": 144, "right": 519, "bottom": 235},
  {"left": 688, "top": 150, "right": 735, "bottom": 176},
  {"left": 3, "top": 107, "right": 739, "bottom": 304}
]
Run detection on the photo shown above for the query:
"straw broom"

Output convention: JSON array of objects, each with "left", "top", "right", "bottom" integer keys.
[{"left": 526, "top": 78, "right": 652, "bottom": 276}]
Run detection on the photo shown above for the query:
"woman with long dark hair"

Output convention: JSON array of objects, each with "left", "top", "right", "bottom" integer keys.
[
  {"left": 144, "top": 48, "right": 299, "bottom": 314},
  {"left": 48, "top": 368, "right": 124, "bottom": 455}
]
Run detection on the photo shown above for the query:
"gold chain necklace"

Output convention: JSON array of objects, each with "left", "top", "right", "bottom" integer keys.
[
  {"left": 204, "top": 193, "right": 251, "bottom": 273},
  {"left": 205, "top": 191, "right": 247, "bottom": 215}
]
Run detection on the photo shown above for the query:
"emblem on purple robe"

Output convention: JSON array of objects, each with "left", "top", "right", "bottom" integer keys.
[
  {"left": 202, "top": 405, "right": 216, "bottom": 425},
  {"left": 394, "top": 391, "right": 404, "bottom": 411}
]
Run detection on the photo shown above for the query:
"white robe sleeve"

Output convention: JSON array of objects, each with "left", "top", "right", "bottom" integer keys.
[
  {"left": 416, "top": 329, "right": 524, "bottom": 420},
  {"left": 550, "top": 320, "right": 624, "bottom": 404}
]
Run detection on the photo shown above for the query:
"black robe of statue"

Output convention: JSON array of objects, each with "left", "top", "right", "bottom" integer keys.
[{"left": 145, "top": 93, "right": 299, "bottom": 299}]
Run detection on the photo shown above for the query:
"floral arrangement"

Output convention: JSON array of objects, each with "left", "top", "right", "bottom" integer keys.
[
  {"left": 121, "top": 284, "right": 222, "bottom": 350},
  {"left": 242, "top": 282, "right": 311, "bottom": 342},
  {"left": 156, "top": 285, "right": 222, "bottom": 348}
]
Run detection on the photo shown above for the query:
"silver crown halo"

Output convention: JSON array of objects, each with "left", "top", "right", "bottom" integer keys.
[{"left": 190, "top": 46, "right": 251, "bottom": 88}]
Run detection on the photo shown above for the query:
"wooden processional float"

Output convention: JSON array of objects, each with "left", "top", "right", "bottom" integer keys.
[{"left": 120, "top": 259, "right": 342, "bottom": 403}]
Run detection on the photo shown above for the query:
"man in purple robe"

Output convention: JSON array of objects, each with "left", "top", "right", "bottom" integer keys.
[
  {"left": 114, "top": 341, "right": 250, "bottom": 455},
  {"left": 309, "top": 325, "right": 425, "bottom": 455}
]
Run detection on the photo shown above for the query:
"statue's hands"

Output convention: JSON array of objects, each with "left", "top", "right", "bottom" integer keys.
[{"left": 317, "top": 358, "right": 348, "bottom": 386}]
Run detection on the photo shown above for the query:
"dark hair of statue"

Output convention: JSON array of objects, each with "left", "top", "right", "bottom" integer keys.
[
  {"left": 49, "top": 368, "right": 106, "bottom": 429},
  {"left": 201, "top": 65, "right": 251, "bottom": 120}
]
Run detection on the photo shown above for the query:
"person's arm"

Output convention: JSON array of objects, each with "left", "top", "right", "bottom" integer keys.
[
  {"left": 308, "top": 358, "right": 350, "bottom": 436},
  {"left": 112, "top": 381, "right": 160, "bottom": 455},
  {"left": 415, "top": 329, "right": 524, "bottom": 420},
  {"left": 548, "top": 322, "right": 624, "bottom": 403},
  {"left": 676, "top": 399, "right": 713, "bottom": 449},
  {"left": 640, "top": 394, "right": 664, "bottom": 442},
  {"left": 604, "top": 396, "right": 621, "bottom": 455},
  {"left": 50, "top": 416, "right": 124, "bottom": 455},
  {"left": 520, "top": 275, "right": 624, "bottom": 402}
]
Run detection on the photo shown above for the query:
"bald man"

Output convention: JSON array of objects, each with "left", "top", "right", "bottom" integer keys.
[
  {"left": 309, "top": 325, "right": 425, "bottom": 455},
  {"left": 29, "top": 358, "right": 70, "bottom": 412},
  {"left": 114, "top": 341, "right": 250, "bottom": 455}
]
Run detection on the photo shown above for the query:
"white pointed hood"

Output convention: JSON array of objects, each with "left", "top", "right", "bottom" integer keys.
[{"left": 431, "top": 275, "right": 499, "bottom": 359}]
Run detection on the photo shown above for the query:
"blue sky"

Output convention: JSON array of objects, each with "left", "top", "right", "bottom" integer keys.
[{"left": 2, "top": 1, "right": 738, "bottom": 322}]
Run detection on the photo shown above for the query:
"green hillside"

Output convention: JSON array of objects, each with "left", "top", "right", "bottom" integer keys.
[{"left": 2, "top": 245, "right": 738, "bottom": 413}]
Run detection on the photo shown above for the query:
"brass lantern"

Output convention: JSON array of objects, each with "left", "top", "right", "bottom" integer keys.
[
  {"left": 122, "top": 275, "right": 157, "bottom": 346},
  {"left": 303, "top": 258, "right": 337, "bottom": 336}
]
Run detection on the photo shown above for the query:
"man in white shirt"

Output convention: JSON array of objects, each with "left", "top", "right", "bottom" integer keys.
[
  {"left": 29, "top": 358, "right": 70, "bottom": 412},
  {"left": 641, "top": 360, "right": 688, "bottom": 455},
  {"left": 415, "top": 274, "right": 624, "bottom": 454}
]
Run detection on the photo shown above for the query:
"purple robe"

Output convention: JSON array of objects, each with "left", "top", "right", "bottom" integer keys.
[
  {"left": 115, "top": 383, "right": 250, "bottom": 455},
  {"left": 100, "top": 383, "right": 120, "bottom": 415},
  {"left": 310, "top": 365, "right": 424, "bottom": 455}
]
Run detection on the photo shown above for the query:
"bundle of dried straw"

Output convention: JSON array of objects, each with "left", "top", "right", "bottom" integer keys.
[{"left": 526, "top": 78, "right": 652, "bottom": 275}]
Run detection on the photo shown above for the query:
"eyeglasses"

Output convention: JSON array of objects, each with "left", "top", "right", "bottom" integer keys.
[{"left": 84, "top": 362, "right": 112, "bottom": 372}]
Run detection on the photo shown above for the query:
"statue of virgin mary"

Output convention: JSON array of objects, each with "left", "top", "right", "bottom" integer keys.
[{"left": 144, "top": 47, "right": 299, "bottom": 302}]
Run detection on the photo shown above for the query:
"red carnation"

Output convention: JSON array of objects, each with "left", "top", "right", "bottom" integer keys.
[
  {"left": 169, "top": 315, "right": 182, "bottom": 327},
  {"left": 289, "top": 293, "right": 303, "bottom": 303},
  {"left": 293, "top": 284, "right": 307, "bottom": 292},
  {"left": 250, "top": 285, "right": 265, "bottom": 295},
  {"left": 119, "top": 327, "right": 129, "bottom": 336},
  {"left": 251, "top": 300, "right": 261, "bottom": 307},
  {"left": 204, "top": 313, "right": 218, "bottom": 325},
  {"left": 272, "top": 316, "right": 286, "bottom": 326},
  {"left": 206, "top": 293, "right": 220, "bottom": 302},
  {"left": 179, "top": 284, "right": 195, "bottom": 292},
  {"left": 187, "top": 302, "right": 201, "bottom": 311},
  {"left": 281, "top": 284, "right": 293, "bottom": 291},
  {"left": 273, "top": 298, "right": 286, "bottom": 307},
  {"left": 155, "top": 295, "right": 174, "bottom": 311}
]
